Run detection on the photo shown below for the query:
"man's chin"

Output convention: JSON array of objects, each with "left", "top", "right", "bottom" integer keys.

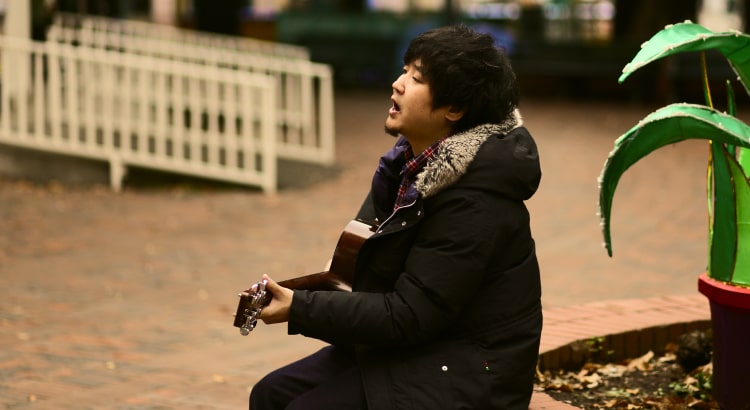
[{"left": 384, "top": 124, "right": 399, "bottom": 137}]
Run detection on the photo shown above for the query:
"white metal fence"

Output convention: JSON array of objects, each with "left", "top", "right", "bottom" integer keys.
[
  {"left": 48, "top": 13, "right": 335, "bottom": 166},
  {"left": 50, "top": 12, "right": 310, "bottom": 60},
  {"left": 0, "top": 35, "right": 279, "bottom": 192}
]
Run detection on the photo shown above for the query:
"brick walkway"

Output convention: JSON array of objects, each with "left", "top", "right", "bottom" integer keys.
[{"left": 0, "top": 91, "right": 713, "bottom": 408}]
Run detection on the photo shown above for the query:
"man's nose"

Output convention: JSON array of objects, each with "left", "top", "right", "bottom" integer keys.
[{"left": 392, "top": 75, "right": 404, "bottom": 93}]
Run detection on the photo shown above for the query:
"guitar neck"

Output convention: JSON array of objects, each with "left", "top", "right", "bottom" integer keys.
[
  {"left": 278, "top": 271, "right": 352, "bottom": 292},
  {"left": 251, "top": 271, "right": 350, "bottom": 309}
]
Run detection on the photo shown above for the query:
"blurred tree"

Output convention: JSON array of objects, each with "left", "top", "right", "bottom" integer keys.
[
  {"left": 193, "top": 0, "right": 243, "bottom": 35},
  {"left": 335, "top": 0, "right": 365, "bottom": 13},
  {"left": 32, "top": 0, "right": 52, "bottom": 40},
  {"left": 614, "top": 0, "right": 699, "bottom": 43},
  {"left": 56, "top": 0, "right": 83, "bottom": 13},
  {"left": 55, "top": 0, "right": 126, "bottom": 16}
]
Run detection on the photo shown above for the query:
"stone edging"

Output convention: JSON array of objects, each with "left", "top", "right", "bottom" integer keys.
[{"left": 529, "top": 294, "right": 711, "bottom": 409}]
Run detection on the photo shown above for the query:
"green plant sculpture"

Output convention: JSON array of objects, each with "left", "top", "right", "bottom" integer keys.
[
  {"left": 598, "top": 21, "right": 750, "bottom": 409},
  {"left": 599, "top": 21, "right": 750, "bottom": 285}
]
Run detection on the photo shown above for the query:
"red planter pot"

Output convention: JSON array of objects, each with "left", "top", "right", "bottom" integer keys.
[{"left": 698, "top": 273, "right": 750, "bottom": 410}]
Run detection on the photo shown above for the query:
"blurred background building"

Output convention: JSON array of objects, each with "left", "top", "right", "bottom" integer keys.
[
  {"left": 0, "top": 0, "right": 747, "bottom": 190},
  {"left": 4, "top": 0, "right": 747, "bottom": 101}
]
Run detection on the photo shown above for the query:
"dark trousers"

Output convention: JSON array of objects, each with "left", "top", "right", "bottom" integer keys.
[{"left": 249, "top": 345, "right": 368, "bottom": 410}]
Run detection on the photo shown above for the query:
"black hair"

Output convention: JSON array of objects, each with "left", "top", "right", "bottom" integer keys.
[{"left": 403, "top": 25, "right": 520, "bottom": 133}]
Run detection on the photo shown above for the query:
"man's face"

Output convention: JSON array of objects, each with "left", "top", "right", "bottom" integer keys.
[{"left": 385, "top": 60, "right": 453, "bottom": 151}]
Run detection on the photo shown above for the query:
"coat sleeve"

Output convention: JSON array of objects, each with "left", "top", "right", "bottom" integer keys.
[{"left": 287, "top": 190, "right": 518, "bottom": 346}]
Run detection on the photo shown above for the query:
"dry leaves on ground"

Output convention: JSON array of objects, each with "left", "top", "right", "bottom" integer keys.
[{"left": 536, "top": 348, "right": 719, "bottom": 409}]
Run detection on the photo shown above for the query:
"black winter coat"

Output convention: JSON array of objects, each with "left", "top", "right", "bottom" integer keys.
[{"left": 288, "top": 111, "right": 542, "bottom": 409}]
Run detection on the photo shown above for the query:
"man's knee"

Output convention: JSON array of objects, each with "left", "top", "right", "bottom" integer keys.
[{"left": 249, "top": 374, "right": 278, "bottom": 410}]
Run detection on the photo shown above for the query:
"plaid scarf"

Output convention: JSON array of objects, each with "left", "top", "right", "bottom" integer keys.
[{"left": 394, "top": 136, "right": 447, "bottom": 211}]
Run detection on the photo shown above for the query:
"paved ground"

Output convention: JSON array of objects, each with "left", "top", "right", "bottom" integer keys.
[{"left": 0, "top": 90, "right": 712, "bottom": 409}]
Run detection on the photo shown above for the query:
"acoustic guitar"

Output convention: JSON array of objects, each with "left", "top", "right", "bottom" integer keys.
[{"left": 233, "top": 219, "right": 376, "bottom": 335}]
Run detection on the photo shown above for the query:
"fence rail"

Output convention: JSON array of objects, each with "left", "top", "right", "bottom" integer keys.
[
  {"left": 51, "top": 12, "right": 310, "bottom": 59},
  {"left": 48, "top": 13, "right": 335, "bottom": 166},
  {"left": 0, "top": 35, "right": 279, "bottom": 192}
]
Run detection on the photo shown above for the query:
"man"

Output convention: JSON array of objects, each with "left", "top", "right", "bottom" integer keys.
[{"left": 250, "top": 25, "right": 542, "bottom": 409}]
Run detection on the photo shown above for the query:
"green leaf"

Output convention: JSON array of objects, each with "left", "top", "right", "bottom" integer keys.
[
  {"left": 619, "top": 22, "right": 750, "bottom": 96},
  {"left": 709, "top": 144, "right": 737, "bottom": 282},
  {"left": 599, "top": 103, "right": 750, "bottom": 257},
  {"left": 724, "top": 149, "right": 750, "bottom": 285}
]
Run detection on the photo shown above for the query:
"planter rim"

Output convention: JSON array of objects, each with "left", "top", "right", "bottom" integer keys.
[{"left": 698, "top": 273, "right": 750, "bottom": 311}]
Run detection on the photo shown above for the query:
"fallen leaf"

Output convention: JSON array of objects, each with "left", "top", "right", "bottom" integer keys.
[
  {"left": 628, "top": 350, "right": 654, "bottom": 371},
  {"left": 598, "top": 363, "right": 627, "bottom": 378},
  {"left": 658, "top": 352, "right": 677, "bottom": 363}
]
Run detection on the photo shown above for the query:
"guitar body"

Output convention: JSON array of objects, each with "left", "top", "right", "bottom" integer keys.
[{"left": 233, "top": 219, "right": 375, "bottom": 335}]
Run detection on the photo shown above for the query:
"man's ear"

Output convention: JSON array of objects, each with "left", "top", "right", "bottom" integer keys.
[{"left": 445, "top": 106, "right": 465, "bottom": 122}]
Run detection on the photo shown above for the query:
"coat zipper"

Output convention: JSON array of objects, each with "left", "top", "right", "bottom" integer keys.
[{"left": 376, "top": 200, "right": 418, "bottom": 234}]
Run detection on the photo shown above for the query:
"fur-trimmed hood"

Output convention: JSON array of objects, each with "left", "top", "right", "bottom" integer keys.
[
  {"left": 370, "top": 109, "right": 540, "bottom": 216},
  {"left": 416, "top": 109, "right": 540, "bottom": 200}
]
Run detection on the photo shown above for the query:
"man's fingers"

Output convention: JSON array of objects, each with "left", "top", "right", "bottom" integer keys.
[{"left": 261, "top": 274, "right": 280, "bottom": 294}]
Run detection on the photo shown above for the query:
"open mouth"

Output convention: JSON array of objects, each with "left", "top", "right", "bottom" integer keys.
[{"left": 389, "top": 100, "right": 401, "bottom": 115}]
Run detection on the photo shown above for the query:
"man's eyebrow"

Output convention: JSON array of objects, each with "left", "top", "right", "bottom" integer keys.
[{"left": 414, "top": 64, "right": 424, "bottom": 73}]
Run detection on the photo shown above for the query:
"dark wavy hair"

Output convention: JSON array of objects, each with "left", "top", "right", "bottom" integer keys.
[{"left": 403, "top": 25, "right": 519, "bottom": 133}]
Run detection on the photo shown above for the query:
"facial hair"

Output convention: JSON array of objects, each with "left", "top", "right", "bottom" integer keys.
[{"left": 384, "top": 124, "right": 399, "bottom": 137}]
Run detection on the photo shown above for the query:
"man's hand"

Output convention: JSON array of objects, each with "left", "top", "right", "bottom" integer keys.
[{"left": 258, "top": 274, "right": 294, "bottom": 324}]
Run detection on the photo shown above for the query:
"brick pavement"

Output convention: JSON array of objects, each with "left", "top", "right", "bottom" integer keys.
[{"left": 0, "top": 91, "right": 713, "bottom": 408}]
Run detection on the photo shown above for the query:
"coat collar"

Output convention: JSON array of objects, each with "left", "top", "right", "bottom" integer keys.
[{"left": 415, "top": 109, "right": 523, "bottom": 198}]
